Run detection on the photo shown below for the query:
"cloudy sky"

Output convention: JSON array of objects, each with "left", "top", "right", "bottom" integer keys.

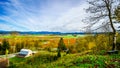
[{"left": 0, "top": 0, "right": 89, "bottom": 32}]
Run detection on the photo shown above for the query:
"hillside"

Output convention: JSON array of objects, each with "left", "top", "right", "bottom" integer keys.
[{"left": 9, "top": 51, "right": 120, "bottom": 68}]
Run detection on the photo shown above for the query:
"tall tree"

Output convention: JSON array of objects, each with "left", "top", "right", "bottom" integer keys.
[
  {"left": 58, "top": 38, "right": 67, "bottom": 51},
  {"left": 57, "top": 38, "right": 67, "bottom": 57},
  {"left": 85, "top": 0, "right": 120, "bottom": 50},
  {"left": 2, "top": 39, "right": 10, "bottom": 54},
  {"left": 0, "top": 44, "right": 2, "bottom": 51}
]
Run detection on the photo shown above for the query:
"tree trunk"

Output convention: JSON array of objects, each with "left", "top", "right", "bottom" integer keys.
[
  {"left": 104, "top": 0, "right": 116, "bottom": 50},
  {"left": 112, "top": 34, "right": 116, "bottom": 50}
]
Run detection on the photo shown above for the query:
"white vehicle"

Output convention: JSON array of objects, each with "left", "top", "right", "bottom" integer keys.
[{"left": 17, "top": 49, "right": 33, "bottom": 57}]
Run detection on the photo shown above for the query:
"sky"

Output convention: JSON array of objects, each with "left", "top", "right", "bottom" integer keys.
[{"left": 0, "top": 0, "right": 89, "bottom": 32}]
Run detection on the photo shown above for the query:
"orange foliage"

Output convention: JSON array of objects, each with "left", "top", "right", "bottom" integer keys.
[{"left": 63, "top": 38, "right": 76, "bottom": 47}]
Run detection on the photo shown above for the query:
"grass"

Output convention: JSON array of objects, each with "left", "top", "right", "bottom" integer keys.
[
  {"left": 9, "top": 51, "right": 120, "bottom": 68},
  {"left": 0, "top": 34, "right": 26, "bottom": 38},
  {"left": 0, "top": 34, "right": 87, "bottom": 39}
]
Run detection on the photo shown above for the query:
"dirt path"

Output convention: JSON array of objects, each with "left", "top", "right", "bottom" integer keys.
[{"left": 0, "top": 53, "right": 17, "bottom": 58}]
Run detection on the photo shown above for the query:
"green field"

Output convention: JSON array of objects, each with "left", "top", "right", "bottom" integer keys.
[
  {"left": 0, "top": 34, "right": 87, "bottom": 39},
  {"left": 9, "top": 51, "right": 120, "bottom": 68}
]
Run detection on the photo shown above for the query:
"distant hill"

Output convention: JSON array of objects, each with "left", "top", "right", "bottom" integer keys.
[
  {"left": 0, "top": 30, "right": 86, "bottom": 35},
  {"left": 0, "top": 30, "right": 107, "bottom": 35},
  {"left": 0, "top": 31, "right": 58, "bottom": 35}
]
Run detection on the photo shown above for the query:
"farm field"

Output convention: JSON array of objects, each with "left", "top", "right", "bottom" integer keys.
[
  {"left": 0, "top": 34, "right": 87, "bottom": 52},
  {"left": 0, "top": 34, "right": 86, "bottom": 38}
]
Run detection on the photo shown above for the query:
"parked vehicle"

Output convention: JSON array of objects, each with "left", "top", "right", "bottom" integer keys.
[{"left": 17, "top": 49, "right": 33, "bottom": 57}]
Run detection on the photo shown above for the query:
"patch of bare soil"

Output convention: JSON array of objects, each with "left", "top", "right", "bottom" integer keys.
[{"left": 0, "top": 58, "right": 9, "bottom": 68}]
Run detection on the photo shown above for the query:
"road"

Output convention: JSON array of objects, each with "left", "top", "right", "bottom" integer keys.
[
  {"left": 0, "top": 51, "right": 38, "bottom": 58},
  {"left": 0, "top": 53, "right": 18, "bottom": 58}
]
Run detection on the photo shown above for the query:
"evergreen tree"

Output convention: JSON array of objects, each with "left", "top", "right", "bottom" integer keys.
[
  {"left": 0, "top": 44, "right": 2, "bottom": 51},
  {"left": 57, "top": 38, "right": 67, "bottom": 57},
  {"left": 2, "top": 39, "right": 10, "bottom": 54},
  {"left": 0, "top": 44, "right": 2, "bottom": 54},
  {"left": 58, "top": 38, "right": 67, "bottom": 51},
  {"left": 57, "top": 49, "right": 61, "bottom": 57}
]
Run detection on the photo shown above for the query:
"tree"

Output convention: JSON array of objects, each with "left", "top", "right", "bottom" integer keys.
[
  {"left": 58, "top": 38, "right": 67, "bottom": 51},
  {"left": 75, "top": 37, "right": 89, "bottom": 52},
  {"left": 0, "top": 44, "right": 2, "bottom": 51},
  {"left": 16, "top": 43, "right": 21, "bottom": 52},
  {"left": 85, "top": 0, "right": 120, "bottom": 50},
  {"left": 57, "top": 49, "right": 61, "bottom": 57},
  {"left": 2, "top": 39, "right": 10, "bottom": 54},
  {"left": 57, "top": 38, "right": 67, "bottom": 57}
]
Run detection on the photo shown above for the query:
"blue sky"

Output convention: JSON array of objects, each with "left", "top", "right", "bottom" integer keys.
[{"left": 0, "top": 0, "right": 89, "bottom": 32}]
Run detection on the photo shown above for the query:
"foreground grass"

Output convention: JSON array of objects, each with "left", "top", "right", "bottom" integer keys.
[{"left": 9, "top": 51, "right": 120, "bottom": 68}]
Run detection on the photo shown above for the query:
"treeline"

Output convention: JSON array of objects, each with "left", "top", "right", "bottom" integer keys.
[
  {"left": 0, "top": 37, "right": 45, "bottom": 54},
  {"left": 0, "top": 36, "right": 61, "bottom": 54}
]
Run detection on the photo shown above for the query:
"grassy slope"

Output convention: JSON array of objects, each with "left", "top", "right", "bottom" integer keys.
[{"left": 9, "top": 51, "right": 120, "bottom": 68}]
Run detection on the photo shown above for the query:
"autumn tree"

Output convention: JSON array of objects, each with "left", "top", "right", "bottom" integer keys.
[
  {"left": 85, "top": 0, "right": 120, "bottom": 50},
  {"left": 75, "top": 37, "right": 88, "bottom": 52},
  {"left": 16, "top": 43, "right": 21, "bottom": 52}
]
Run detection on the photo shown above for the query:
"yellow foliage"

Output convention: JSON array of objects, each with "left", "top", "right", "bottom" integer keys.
[{"left": 88, "top": 42, "right": 95, "bottom": 49}]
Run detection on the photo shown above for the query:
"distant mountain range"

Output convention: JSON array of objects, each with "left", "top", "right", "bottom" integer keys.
[
  {"left": 0, "top": 30, "right": 86, "bottom": 35},
  {"left": 0, "top": 30, "right": 109, "bottom": 35}
]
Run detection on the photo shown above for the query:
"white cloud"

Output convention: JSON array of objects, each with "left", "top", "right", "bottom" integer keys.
[
  {"left": 51, "top": 2, "right": 89, "bottom": 32},
  {"left": 0, "top": 0, "right": 89, "bottom": 32}
]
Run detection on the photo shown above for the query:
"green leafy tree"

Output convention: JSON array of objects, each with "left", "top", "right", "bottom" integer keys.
[{"left": 2, "top": 39, "right": 10, "bottom": 54}]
